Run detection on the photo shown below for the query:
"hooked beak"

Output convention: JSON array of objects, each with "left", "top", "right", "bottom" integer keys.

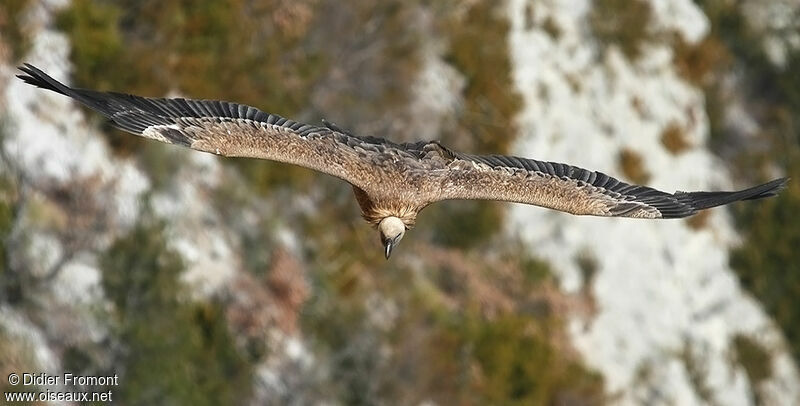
[{"left": 384, "top": 239, "right": 394, "bottom": 259}]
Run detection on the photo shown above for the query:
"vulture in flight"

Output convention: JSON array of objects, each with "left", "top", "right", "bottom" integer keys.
[{"left": 17, "top": 64, "right": 787, "bottom": 258}]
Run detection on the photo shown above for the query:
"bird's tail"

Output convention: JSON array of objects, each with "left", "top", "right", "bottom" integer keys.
[{"left": 674, "top": 177, "right": 788, "bottom": 214}]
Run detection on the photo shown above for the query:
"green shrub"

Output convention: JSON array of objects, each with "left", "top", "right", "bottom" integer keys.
[
  {"left": 0, "top": 0, "right": 33, "bottom": 61},
  {"left": 731, "top": 334, "right": 772, "bottom": 386},
  {"left": 55, "top": 0, "right": 125, "bottom": 91},
  {"left": 589, "top": 0, "right": 655, "bottom": 60},
  {"left": 0, "top": 328, "right": 38, "bottom": 406},
  {"left": 0, "top": 173, "right": 14, "bottom": 274},
  {"left": 0, "top": 121, "right": 22, "bottom": 303},
  {"left": 301, "top": 244, "right": 605, "bottom": 404},
  {"left": 57, "top": 0, "right": 327, "bottom": 191},
  {"left": 441, "top": 0, "right": 523, "bottom": 154},
  {"left": 101, "top": 220, "right": 252, "bottom": 405},
  {"left": 471, "top": 315, "right": 604, "bottom": 405},
  {"left": 426, "top": 201, "right": 505, "bottom": 249}
]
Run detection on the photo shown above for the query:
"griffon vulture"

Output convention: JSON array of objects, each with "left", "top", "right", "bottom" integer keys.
[{"left": 17, "top": 64, "right": 787, "bottom": 258}]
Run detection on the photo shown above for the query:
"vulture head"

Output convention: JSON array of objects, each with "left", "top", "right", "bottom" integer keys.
[{"left": 378, "top": 216, "right": 406, "bottom": 259}]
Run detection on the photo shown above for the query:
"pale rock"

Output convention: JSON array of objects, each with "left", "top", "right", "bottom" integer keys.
[{"left": 507, "top": 0, "right": 800, "bottom": 404}]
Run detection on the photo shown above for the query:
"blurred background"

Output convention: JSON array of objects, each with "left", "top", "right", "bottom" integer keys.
[{"left": 0, "top": 0, "right": 798, "bottom": 404}]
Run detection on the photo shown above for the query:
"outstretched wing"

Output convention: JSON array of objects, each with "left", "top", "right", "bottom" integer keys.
[
  {"left": 435, "top": 153, "right": 787, "bottom": 219},
  {"left": 17, "top": 64, "right": 414, "bottom": 192},
  {"left": 18, "top": 63, "right": 787, "bottom": 218}
]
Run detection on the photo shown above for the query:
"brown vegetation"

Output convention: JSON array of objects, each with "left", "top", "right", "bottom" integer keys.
[
  {"left": 684, "top": 210, "right": 711, "bottom": 230},
  {"left": 660, "top": 122, "right": 692, "bottom": 155},
  {"left": 672, "top": 34, "right": 731, "bottom": 87},
  {"left": 589, "top": 0, "right": 655, "bottom": 60},
  {"left": 0, "top": 1, "right": 32, "bottom": 62},
  {"left": 731, "top": 334, "right": 772, "bottom": 390},
  {"left": 618, "top": 148, "right": 651, "bottom": 184}
]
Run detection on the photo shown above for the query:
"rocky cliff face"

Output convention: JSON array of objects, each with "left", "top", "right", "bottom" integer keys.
[
  {"left": 507, "top": 0, "right": 799, "bottom": 404},
  {"left": 0, "top": 0, "right": 798, "bottom": 404}
]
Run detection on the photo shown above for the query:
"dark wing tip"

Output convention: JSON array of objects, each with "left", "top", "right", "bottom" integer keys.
[
  {"left": 672, "top": 177, "right": 789, "bottom": 216},
  {"left": 742, "top": 177, "right": 789, "bottom": 200},
  {"left": 16, "top": 63, "right": 69, "bottom": 95},
  {"left": 730, "top": 177, "right": 788, "bottom": 202}
]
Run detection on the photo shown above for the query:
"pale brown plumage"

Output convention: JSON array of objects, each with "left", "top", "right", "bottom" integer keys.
[{"left": 17, "top": 64, "right": 788, "bottom": 258}]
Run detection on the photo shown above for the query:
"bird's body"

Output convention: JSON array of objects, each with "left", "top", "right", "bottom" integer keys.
[{"left": 17, "top": 64, "right": 788, "bottom": 258}]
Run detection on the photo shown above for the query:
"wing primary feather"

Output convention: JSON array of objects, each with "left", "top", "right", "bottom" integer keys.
[
  {"left": 246, "top": 106, "right": 257, "bottom": 120},
  {"left": 552, "top": 162, "right": 565, "bottom": 177},
  {"left": 194, "top": 100, "right": 213, "bottom": 117},
  {"left": 132, "top": 114, "right": 164, "bottom": 127},
  {"left": 151, "top": 99, "right": 181, "bottom": 117},
  {"left": 254, "top": 111, "right": 268, "bottom": 122},
  {"left": 497, "top": 156, "right": 514, "bottom": 167},
  {"left": 519, "top": 159, "right": 533, "bottom": 171},
  {"left": 184, "top": 100, "right": 202, "bottom": 116},
  {"left": 601, "top": 177, "right": 619, "bottom": 189},
  {"left": 173, "top": 98, "right": 196, "bottom": 117},
  {"left": 228, "top": 102, "right": 240, "bottom": 118},
  {"left": 211, "top": 100, "right": 227, "bottom": 117},
  {"left": 112, "top": 116, "right": 147, "bottom": 134},
  {"left": 200, "top": 100, "right": 213, "bottom": 117}
]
